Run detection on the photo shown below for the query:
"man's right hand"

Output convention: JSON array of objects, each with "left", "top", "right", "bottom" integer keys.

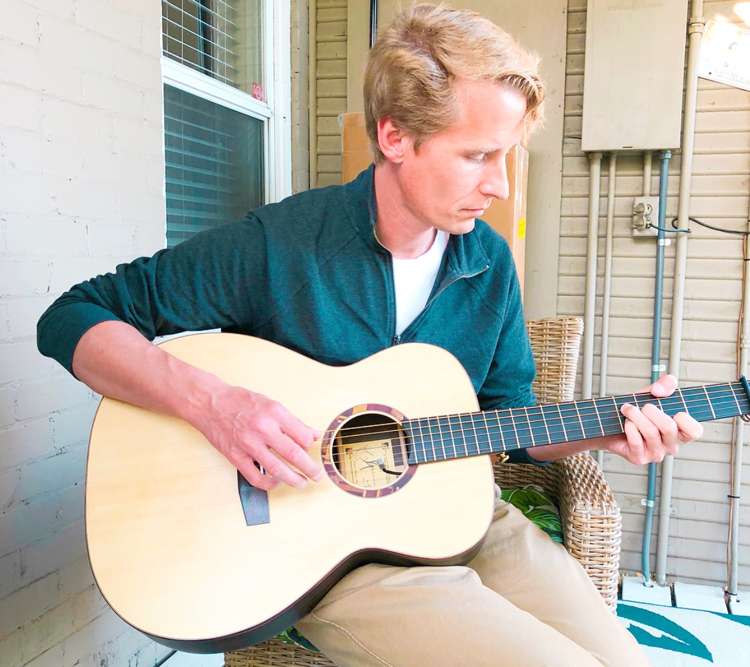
[{"left": 196, "top": 384, "right": 324, "bottom": 491}]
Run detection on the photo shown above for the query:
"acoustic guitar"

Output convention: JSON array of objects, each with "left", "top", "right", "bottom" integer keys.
[{"left": 84, "top": 333, "right": 750, "bottom": 652}]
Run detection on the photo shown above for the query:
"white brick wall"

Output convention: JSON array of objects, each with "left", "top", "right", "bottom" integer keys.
[{"left": 0, "top": 1, "right": 170, "bottom": 665}]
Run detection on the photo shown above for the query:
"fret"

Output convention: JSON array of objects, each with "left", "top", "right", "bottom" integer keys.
[
  {"left": 576, "top": 400, "right": 603, "bottom": 440},
  {"left": 677, "top": 387, "right": 689, "bottom": 414},
  {"left": 539, "top": 405, "right": 552, "bottom": 443},
  {"left": 455, "top": 414, "right": 469, "bottom": 457},
  {"left": 541, "top": 403, "right": 566, "bottom": 444},
  {"left": 714, "top": 384, "right": 744, "bottom": 420},
  {"left": 411, "top": 418, "right": 424, "bottom": 464},
  {"left": 556, "top": 403, "right": 569, "bottom": 442},
  {"left": 526, "top": 405, "right": 548, "bottom": 447},
  {"left": 445, "top": 415, "right": 456, "bottom": 459},
  {"left": 504, "top": 409, "right": 523, "bottom": 450},
  {"left": 438, "top": 416, "right": 449, "bottom": 460},
  {"left": 591, "top": 399, "right": 606, "bottom": 437},
  {"left": 424, "top": 417, "right": 436, "bottom": 462},
  {"left": 438, "top": 416, "right": 456, "bottom": 460},
  {"left": 470, "top": 413, "right": 488, "bottom": 455},
  {"left": 417, "top": 417, "right": 433, "bottom": 464},
  {"left": 462, "top": 414, "right": 481, "bottom": 455},
  {"left": 611, "top": 396, "right": 625, "bottom": 433},
  {"left": 702, "top": 386, "right": 717, "bottom": 419},
  {"left": 486, "top": 410, "right": 506, "bottom": 454},
  {"left": 569, "top": 401, "right": 587, "bottom": 441},
  {"left": 521, "top": 407, "right": 536, "bottom": 447}
]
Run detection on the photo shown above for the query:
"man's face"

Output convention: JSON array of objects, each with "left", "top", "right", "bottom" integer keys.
[{"left": 393, "top": 78, "right": 528, "bottom": 235}]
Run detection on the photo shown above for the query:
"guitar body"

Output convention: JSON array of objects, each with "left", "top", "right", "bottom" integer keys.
[{"left": 85, "top": 333, "right": 495, "bottom": 652}]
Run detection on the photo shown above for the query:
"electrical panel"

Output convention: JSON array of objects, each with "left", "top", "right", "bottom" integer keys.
[{"left": 581, "top": 0, "right": 688, "bottom": 152}]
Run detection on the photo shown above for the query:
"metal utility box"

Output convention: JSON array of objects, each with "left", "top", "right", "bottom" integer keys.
[{"left": 581, "top": 0, "right": 688, "bottom": 152}]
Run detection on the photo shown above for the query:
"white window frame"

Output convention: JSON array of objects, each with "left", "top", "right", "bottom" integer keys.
[{"left": 160, "top": 0, "right": 292, "bottom": 206}]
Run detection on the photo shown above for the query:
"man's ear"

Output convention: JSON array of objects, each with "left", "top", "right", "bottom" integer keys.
[{"left": 376, "top": 117, "right": 412, "bottom": 164}]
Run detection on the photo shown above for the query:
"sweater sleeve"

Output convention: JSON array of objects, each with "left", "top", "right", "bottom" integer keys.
[
  {"left": 37, "top": 216, "right": 267, "bottom": 377},
  {"left": 477, "top": 255, "right": 550, "bottom": 466}
]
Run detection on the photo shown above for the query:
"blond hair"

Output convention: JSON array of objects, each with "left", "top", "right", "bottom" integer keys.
[{"left": 363, "top": 3, "right": 545, "bottom": 162}]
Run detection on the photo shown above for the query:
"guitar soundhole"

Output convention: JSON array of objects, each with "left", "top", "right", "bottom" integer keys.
[{"left": 327, "top": 410, "right": 415, "bottom": 495}]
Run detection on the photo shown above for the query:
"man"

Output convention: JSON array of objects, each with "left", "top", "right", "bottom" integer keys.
[{"left": 38, "top": 5, "right": 701, "bottom": 665}]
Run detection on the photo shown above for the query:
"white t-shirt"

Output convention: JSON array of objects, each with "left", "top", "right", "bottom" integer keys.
[{"left": 392, "top": 230, "right": 450, "bottom": 336}]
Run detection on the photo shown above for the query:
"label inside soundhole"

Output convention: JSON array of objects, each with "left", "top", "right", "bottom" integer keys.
[{"left": 333, "top": 412, "right": 408, "bottom": 490}]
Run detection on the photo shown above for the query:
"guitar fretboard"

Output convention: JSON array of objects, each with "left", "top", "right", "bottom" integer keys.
[{"left": 404, "top": 381, "right": 750, "bottom": 465}]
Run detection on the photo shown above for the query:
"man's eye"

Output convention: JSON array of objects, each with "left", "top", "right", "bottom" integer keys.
[{"left": 468, "top": 153, "right": 486, "bottom": 162}]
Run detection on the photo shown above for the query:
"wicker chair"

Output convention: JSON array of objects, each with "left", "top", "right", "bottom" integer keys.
[{"left": 226, "top": 316, "right": 622, "bottom": 667}]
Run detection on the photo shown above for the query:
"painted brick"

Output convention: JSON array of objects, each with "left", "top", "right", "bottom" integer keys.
[
  {"left": 5, "top": 215, "right": 87, "bottom": 259},
  {"left": 85, "top": 222, "right": 138, "bottom": 258},
  {"left": 22, "top": 0, "right": 75, "bottom": 21},
  {"left": 111, "top": 42, "right": 160, "bottom": 90},
  {"left": 0, "top": 84, "right": 42, "bottom": 132},
  {"left": 50, "top": 403, "right": 97, "bottom": 450},
  {"left": 21, "top": 643, "right": 64, "bottom": 667},
  {"left": 0, "top": 570, "right": 59, "bottom": 638},
  {"left": 0, "top": 628, "right": 23, "bottom": 667},
  {"left": 81, "top": 71, "right": 145, "bottom": 118},
  {"left": 0, "top": 340, "right": 59, "bottom": 383},
  {"left": 0, "top": 467, "right": 20, "bottom": 511},
  {"left": 0, "top": 418, "right": 51, "bottom": 471},
  {"left": 0, "top": 550, "right": 21, "bottom": 599},
  {"left": 14, "top": 376, "right": 92, "bottom": 421},
  {"left": 19, "top": 520, "right": 85, "bottom": 592},
  {"left": 0, "top": 484, "right": 83, "bottom": 557},
  {"left": 0, "top": 386, "right": 17, "bottom": 429},
  {"left": 0, "top": 39, "right": 43, "bottom": 92},
  {"left": 75, "top": 0, "right": 144, "bottom": 49},
  {"left": 47, "top": 256, "right": 125, "bottom": 297},
  {"left": 4, "top": 445, "right": 86, "bottom": 512},
  {"left": 37, "top": 15, "right": 115, "bottom": 80},
  {"left": 0, "top": 127, "right": 44, "bottom": 173},
  {"left": 0, "top": 168, "right": 45, "bottom": 216},
  {"left": 4, "top": 295, "right": 56, "bottom": 340},
  {"left": 40, "top": 98, "right": 113, "bottom": 148},
  {"left": 39, "top": 138, "right": 87, "bottom": 180},
  {"left": 58, "top": 556, "right": 94, "bottom": 599},
  {"left": 0, "top": 3, "right": 41, "bottom": 47}
]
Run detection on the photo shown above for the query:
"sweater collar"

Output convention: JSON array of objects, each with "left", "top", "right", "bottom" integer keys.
[{"left": 343, "top": 164, "right": 490, "bottom": 277}]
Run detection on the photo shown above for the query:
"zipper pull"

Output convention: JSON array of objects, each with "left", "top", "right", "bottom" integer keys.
[{"left": 392, "top": 334, "right": 401, "bottom": 345}]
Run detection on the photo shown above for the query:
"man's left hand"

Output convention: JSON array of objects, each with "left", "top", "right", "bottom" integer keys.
[{"left": 603, "top": 374, "right": 704, "bottom": 465}]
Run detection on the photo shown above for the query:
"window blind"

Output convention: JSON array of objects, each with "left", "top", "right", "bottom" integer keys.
[{"left": 164, "top": 85, "right": 264, "bottom": 247}]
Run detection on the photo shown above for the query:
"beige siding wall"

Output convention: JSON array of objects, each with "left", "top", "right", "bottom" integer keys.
[
  {"left": 314, "top": 0, "right": 347, "bottom": 186},
  {"left": 559, "top": 0, "right": 750, "bottom": 587}
]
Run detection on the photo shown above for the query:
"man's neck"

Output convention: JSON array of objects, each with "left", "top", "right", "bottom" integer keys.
[{"left": 373, "top": 163, "right": 437, "bottom": 259}]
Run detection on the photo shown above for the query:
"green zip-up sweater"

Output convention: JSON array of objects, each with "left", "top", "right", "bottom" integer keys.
[{"left": 37, "top": 166, "right": 541, "bottom": 464}]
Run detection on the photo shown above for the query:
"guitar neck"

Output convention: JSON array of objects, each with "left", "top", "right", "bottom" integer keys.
[{"left": 405, "top": 379, "right": 750, "bottom": 465}]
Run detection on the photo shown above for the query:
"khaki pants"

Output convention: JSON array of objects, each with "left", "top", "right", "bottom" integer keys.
[{"left": 296, "top": 500, "right": 649, "bottom": 667}]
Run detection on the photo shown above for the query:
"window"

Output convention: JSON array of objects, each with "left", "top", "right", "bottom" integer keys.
[{"left": 161, "top": 0, "right": 290, "bottom": 247}]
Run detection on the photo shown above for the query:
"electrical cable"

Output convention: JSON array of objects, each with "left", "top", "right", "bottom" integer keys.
[{"left": 671, "top": 216, "right": 750, "bottom": 236}]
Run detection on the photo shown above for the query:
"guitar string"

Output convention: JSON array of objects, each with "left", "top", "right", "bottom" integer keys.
[
  {"left": 325, "top": 387, "right": 749, "bottom": 466},
  {"left": 321, "top": 385, "right": 747, "bottom": 442}
]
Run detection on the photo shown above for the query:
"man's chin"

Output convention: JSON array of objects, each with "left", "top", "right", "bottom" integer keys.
[{"left": 452, "top": 217, "right": 477, "bottom": 234}]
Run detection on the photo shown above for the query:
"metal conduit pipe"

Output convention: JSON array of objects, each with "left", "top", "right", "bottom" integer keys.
[
  {"left": 655, "top": 0, "right": 705, "bottom": 587},
  {"left": 642, "top": 150, "right": 672, "bottom": 584},
  {"left": 597, "top": 153, "right": 617, "bottom": 467},
  {"left": 728, "top": 209, "right": 750, "bottom": 599},
  {"left": 583, "top": 153, "right": 603, "bottom": 406}
]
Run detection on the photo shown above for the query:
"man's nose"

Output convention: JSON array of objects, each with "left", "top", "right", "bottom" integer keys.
[{"left": 479, "top": 158, "right": 510, "bottom": 201}]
